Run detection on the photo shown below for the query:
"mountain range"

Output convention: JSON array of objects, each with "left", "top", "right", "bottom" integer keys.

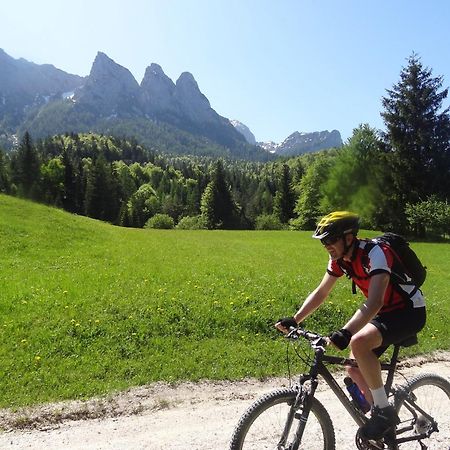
[{"left": 0, "top": 49, "right": 342, "bottom": 159}]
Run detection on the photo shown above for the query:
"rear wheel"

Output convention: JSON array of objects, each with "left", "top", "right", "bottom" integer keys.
[
  {"left": 395, "top": 373, "right": 450, "bottom": 449},
  {"left": 229, "top": 388, "right": 336, "bottom": 450}
]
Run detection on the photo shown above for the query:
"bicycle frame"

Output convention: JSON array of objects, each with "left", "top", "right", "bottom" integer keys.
[
  {"left": 290, "top": 331, "right": 406, "bottom": 447},
  {"left": 300, "top": 349, "right": 401, "bottom": 426}
]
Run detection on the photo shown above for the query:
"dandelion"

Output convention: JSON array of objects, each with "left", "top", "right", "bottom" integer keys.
[
  {"left": 95, "top": 319, "right": 100, "bottom": 324},
  {"left": 35, "top": 356, "right": 41, "bottom": 361}
]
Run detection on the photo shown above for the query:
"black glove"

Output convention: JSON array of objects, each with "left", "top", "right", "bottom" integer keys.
[
  {"left": 329, "top": 328, "right": 352, "bottom": 350},
  {"left": 277, "top": 317, "right": 298, "bottom": 330}
]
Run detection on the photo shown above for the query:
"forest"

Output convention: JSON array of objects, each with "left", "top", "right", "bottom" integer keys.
[{"left": 0, "top": 55, "right": 449, "bottom": 238}]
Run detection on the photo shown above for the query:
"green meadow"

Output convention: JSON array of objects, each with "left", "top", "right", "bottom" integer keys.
[{"left": 0, "top": 194, "right": 449, "bottom": 409}]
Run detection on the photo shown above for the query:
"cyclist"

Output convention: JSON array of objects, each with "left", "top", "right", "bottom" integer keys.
[{"left": 276, "top": 211, "right": 426, "bottom": 441}]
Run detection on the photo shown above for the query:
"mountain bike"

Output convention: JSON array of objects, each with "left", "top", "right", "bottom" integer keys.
[{"left": 229, "top": 327, "right": 450, "bottom": 449}]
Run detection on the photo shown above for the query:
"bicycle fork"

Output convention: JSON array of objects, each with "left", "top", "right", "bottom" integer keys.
[{"left": 283, "top": 377, "right": 319, "bottom": 450}]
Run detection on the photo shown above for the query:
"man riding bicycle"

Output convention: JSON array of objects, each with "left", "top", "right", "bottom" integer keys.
[{"left": 276, "top": 211, "right": 426, "bottom": 441}]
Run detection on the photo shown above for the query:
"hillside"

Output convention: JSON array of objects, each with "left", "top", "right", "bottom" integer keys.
[{"left": 0, "top": 194, "right": 448, "bottom": 410}]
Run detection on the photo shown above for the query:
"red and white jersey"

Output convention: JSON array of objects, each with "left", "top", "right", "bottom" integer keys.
[{"left": 327, "top": 239, "right": 425, "bottom": 313}]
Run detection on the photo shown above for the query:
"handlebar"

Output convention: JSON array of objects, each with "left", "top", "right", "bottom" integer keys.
[{"left": 285, "top": 326, "right": 329, "bottom": 351}]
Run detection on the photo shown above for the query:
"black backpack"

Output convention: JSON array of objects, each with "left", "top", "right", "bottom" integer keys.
[
  {"left": 339, "top": 232, "right": 427, "bottom": 294},
  {"left": 371, "top": 233, "right": 427, "bottom": 287}
]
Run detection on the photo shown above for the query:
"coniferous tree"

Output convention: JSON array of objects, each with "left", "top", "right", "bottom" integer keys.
[
  {"left": 200, "top": 159, "right": 238, "bottom": 229},
  {"left": 62, "top": 146, "right": 82, "bottom": 213},
  {"left": 0, "top": 149, "right": 11, "bottom": 193},
  {"left": 84, "top": 154, "right": 119, "bottom": 222},
  {"left": 273, "top": 164, "right": 295, "bottom": 224},
  {"left": 12, "top": 132, "right": 40, "bottom": 198},
  {"left": 381, "top": 54, "right": 450, "bottom": 227}
]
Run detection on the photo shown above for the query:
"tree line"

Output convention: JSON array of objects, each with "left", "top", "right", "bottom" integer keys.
[{"left": 0, "top": 54, "right": 449, "bottom": 237}]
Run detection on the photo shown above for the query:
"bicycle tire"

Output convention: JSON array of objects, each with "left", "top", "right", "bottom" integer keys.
[
  {"left": 394, "top": 373, "right": 450, "bottom": 449},
  {"left": 229, "top": 387, "right": 336, "bottom": 450}
]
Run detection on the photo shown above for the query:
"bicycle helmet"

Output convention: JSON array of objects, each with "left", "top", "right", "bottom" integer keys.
[{"left": 312, "top": 211, "right": 359, "bottom": 240}]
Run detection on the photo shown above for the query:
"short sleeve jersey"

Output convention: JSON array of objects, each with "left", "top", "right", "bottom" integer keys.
[{"left": 327, "top": 239, "right": 425, "bottom": 313}]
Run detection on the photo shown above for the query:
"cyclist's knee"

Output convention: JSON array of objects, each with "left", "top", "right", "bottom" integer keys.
[{"left": 350, "top": 328, "right": 382, "bottom": 356}]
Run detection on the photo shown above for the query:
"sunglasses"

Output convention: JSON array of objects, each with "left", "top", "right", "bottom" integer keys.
[{"left": 320, "top": 235, "right": 342, "bottom": 246}]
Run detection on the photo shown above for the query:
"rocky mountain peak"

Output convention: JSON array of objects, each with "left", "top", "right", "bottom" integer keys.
[
  {"left": 230, "top": 119, "right": 256, "bottom": 144},
  {"left": 146, "top": 63, "right": 166, "bottom": 77},
  {"left": 275, "top": 129, "right": 342, "bottom": 156},
  {"left": 175, "top": 72, "right": 212, "bottom": 122},
  {"left": 140, "top": 63, "right": 176, "bottom": 115},
  {"left": 176, "top": 71, "right": 198, "bottom": 86},
  {"left": 76, "top": 52, "right": 140, "bottom": 116},
  {"left": 88, "top": 52, "right": 139, "bottom": 89}
]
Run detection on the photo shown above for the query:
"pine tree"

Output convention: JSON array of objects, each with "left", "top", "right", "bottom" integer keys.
[
  {"left": 84, "top": 154, "right": 119, "bottom": 222},
  {"left": 200, "top": 160, "right": 237, "bottom": 229},
  {"left": 381, "top": 54, "right": 450, "bottom": 209},
  {"left": 12, "top": 132, "right": 40, "bottom": 198},
  {"left": 0, "top": 149, "right": 11, "bottom": 193},
  {"left": 62, "top": 146, "right": 81, "bottom": 213},
  {"left": 273, "top": 164, "right": 295, "bottom": 224}
]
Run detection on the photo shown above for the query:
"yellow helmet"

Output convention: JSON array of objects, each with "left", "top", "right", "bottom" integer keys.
[{"left": 313, "top": 211, "right": 359, "bottom": 240}]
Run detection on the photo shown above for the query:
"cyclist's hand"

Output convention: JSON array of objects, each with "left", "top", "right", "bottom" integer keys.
[
  {"left": 275, "top": 317, "right": 298, "bottom": 334},
  {"left": 328, "top": 328, "right": 352, "bottom": 350}
]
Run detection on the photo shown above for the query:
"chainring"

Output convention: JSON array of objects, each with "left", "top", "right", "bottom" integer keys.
[{"left": 355, "top": 429, "right": 385, "bottom": 450}]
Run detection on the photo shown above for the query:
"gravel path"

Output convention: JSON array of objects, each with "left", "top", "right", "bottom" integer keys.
[{"left": 1, "top": 352, "right": 449, "bottom": 449}]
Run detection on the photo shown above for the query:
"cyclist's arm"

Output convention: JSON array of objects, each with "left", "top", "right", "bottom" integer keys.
[
  {"left": 275, "top": 272, "right": 337, "bottom": 331},
  {"left": 292, "top": 272, "right": 338, "bottom": 323},
  {"left": 343, "top": 272, "right": 389, "bottom": 334}
]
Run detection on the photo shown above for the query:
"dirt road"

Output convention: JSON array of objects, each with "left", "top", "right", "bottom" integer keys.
[{"left": 1, "top": 353, "right": 449, "bottom": 449}]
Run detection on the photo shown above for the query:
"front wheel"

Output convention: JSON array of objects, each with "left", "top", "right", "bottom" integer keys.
[
  {"left": 229, "top": 388, "right": 336, "bottom": 450},
  {"left": 394, "top": 373, "right": 450, "bottom": 449}
]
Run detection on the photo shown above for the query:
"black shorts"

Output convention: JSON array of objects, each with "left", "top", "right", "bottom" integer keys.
[{"left": 370, "top": 306, "right": 426, "bottom": 357}]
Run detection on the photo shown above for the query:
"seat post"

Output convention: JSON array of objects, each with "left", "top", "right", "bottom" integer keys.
[
  {"left": 384, "top": 344, "right": 401, "bottom": 394},
  {"left": 384, "top": 335, "right": 418, "bottom": 394}
]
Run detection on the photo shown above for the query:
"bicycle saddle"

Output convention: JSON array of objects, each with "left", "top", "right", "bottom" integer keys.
[{"left": 397, "top": 335, "right": 418, "bottom": 347}]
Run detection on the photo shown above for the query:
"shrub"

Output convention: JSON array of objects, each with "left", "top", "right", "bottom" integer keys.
[
  {"left": 176, "top": 215, "right": 207, "bottom": 230},
  {"left": 405, "top": 197, "right": 450, "bottom": 239},
  {"left": 255, "top": 214, "right": 284, "bottom": 230},
  {"left": 145, "top": 213, "right": 174, "bottom": 229}
]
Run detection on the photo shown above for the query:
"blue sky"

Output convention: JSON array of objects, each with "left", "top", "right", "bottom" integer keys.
[{"left": 2, "top": 0, "right": 450, "bottom": 143}]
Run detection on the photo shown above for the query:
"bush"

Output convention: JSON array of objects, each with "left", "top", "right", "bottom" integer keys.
[
  {"left": 255, "top": 214, "right": 284, "bottom": 230},
  {"left": 405, "top": 197, "right": 450, "bottom": 239},
  {"left": 176, "top": 215, "right": 207, "bottom": 230},
  {"left": 145, "top": 213, "right": 175, "bottom": 229}
]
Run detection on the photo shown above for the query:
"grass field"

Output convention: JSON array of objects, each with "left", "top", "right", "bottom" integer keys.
[{"left": 1, "top": 194, "right": 449, "bottom": 409}]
